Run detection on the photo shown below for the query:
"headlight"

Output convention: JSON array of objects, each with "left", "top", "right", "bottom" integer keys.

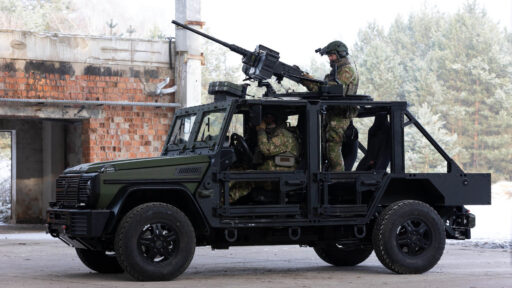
[
  {"left": 86, "top": 179, "right": 93, "bottom": 193},
  {"left": 78, "top": 173, "right": 99, "bottom": 207}
]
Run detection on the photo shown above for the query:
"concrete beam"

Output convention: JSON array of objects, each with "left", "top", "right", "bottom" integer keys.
[
  {"left": 0, "top": 30, "right": 172, "bottom": 68},
  {"left": 0, "top": 104, "right": 103, "bottom": 119}
]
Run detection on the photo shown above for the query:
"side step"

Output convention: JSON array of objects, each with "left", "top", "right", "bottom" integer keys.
[
  {"left": 319, "top": 205, "right": 367, "bottom": 216},
  {"left": 215, "top": 204, "right": 301, "bottom": 217}
]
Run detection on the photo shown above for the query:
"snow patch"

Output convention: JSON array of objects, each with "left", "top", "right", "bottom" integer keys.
[
  {"left": 467, "top": 181, "right": 512, "bottom": 242},
  {"left": 0, "top": 232, "right": 55, "bottom": 241},
  {"left": 448, "top": 239, "right": 512, "bottom": 249},
  {"left": 0, "top": 203, "right": 10, "bottom": 223},
  {"left": 0, "top": 157, "right": 11, "bottom": 223}
]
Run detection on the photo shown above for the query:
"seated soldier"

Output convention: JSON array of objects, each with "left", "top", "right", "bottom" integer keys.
[
  {"left": 255, "top": 112, "right": 299, "bottom": 171},
  {"left": 230, "top": 112, "right": 299, "bottom": 203}
]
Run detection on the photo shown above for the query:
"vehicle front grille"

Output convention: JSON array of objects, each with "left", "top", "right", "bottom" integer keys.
[{"left": 55, "top": 174, "right": 95, "bottom": 207}]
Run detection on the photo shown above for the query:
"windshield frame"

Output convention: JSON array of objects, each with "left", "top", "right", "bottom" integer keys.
[
  {"left": 163, "top": 101, "right": 232, "bottom": 154},
  {"left": 167, "top": 113, "right": 198, "bottom": 149},
  {"left": 194, "top": 109, "right": 228, "bottom": 149}
]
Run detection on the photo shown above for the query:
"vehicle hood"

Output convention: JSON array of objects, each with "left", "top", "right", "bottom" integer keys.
[{"left": 63, "top": 155, "right": 210, "bottom": 174}]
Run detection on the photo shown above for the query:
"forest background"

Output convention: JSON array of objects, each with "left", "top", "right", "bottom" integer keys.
[{"left": 0, "top": 0, "right": 510, "bottom": 181}]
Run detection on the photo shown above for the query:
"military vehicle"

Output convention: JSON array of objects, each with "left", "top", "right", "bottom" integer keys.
[{"left": 47, "top": 21, "right": 491, "bottom": 281}]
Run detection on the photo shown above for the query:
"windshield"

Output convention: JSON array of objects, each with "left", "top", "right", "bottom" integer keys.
[
  {"left": 169, "top": 114, "right": 197, "bottom": 146},
  {"left": 195, "top": 110, "right": 226, "bottom": 144}
]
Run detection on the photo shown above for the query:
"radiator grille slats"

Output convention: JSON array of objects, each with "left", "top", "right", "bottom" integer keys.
[
  {"left": 55, "top": 174, "right": 95, "bottom": 207},
  {"left": 56, "top": 175, "right": 80, "bottom": 205}
]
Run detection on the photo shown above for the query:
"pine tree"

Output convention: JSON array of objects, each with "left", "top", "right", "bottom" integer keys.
[
  {"left": 106, "top": 18, "right": 118, "bottom": 36},
  {"left": 353, "top": 1, "right": 512, "bottom": 180},
  {"left": 126, "top": 25, "right": 136, "bottom": 38},
  {"left": 0, "top": 0, "right": 76, "bottom": 32},
  {"left": 201, "top": 38, "right": 243, "bottom": 103}
]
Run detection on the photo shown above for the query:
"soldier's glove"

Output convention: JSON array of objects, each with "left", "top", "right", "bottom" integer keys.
[
  {"left": 303, "top": 73, "right": 314, "bottom": 79},
  {"left": 300, "top": 72, "right": 315, "bottom": 84}
]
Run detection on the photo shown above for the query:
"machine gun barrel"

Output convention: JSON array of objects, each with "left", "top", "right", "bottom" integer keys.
[
  {"left": 172, "top": 20, "right": 251, "bottom": 57},
  {"left": 172, "top": 20, "right": 325, "bottom": 86}
]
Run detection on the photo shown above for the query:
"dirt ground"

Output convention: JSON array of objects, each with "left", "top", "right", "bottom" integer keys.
[{"left": 0, "top": 226, "right": 510, "bottom": 288}]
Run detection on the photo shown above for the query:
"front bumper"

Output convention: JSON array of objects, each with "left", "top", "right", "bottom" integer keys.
[{"left": 47, "top": 208, "right": 112, "bottom": 239}]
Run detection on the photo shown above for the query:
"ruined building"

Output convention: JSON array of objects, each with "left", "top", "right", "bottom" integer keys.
[
  {"left": 0, "top": 31, "right": 181, "bottom": 223},
  {"left": 0, "top": 0, "right": 204, "bottom": 223}
]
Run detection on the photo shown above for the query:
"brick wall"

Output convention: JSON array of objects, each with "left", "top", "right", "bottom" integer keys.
[
  {"left": 0, "top": 70, "right": 175, "bottom": 163},
  {"left": 83, "top": 106, "right": 173, "bottom": 162}
]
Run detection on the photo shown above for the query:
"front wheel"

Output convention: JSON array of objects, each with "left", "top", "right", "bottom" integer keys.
[
  {"left": 115, "top": 202, "right": 196, "bottom": 281},
  {"left": 314, "top": 243, "right": 373, "bottom": 266},
  {"left": 75, "top": 249, "right": 123, "bottom": 273},
  {"left": 372, "top": 200, "right": 445, "bottom": 274}
]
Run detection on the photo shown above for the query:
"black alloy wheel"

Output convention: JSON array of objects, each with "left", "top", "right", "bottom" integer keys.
[
  {"left": 395, "top": 218, "right": 432, "bottom": 256},
  {"left": 372, "top": 200, "right": 445, "bottom": 274},
  {"left": 115, "top": 202, "right": 196, "bottom": 281},
  {"left": 137, "top": 223, "right": 179, "bottom": 263}
]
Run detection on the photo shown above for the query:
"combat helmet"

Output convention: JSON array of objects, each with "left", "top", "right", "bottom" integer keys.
[{"left": 316, "top": 40, "right": 349, "bottom": 58}]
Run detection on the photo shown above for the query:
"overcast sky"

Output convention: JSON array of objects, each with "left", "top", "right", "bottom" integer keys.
[
  {"left": 200, "top": 0, "right": 512, "bottom": 66},
  {"left": 81, "top": 0, "right": 512, "bottom": 66}
]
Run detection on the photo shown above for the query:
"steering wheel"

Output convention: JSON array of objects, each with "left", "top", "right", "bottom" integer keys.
[{"left": 230, "top": 133, "right": 253, "bottom": 164}]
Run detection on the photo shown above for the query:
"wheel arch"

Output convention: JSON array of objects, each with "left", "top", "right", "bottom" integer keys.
[
  {"left": 378, "top": 178, "right": 445, "bottom": 207},
  {"left": 107, "top": 185, "right": 209, "bottom": 240}
]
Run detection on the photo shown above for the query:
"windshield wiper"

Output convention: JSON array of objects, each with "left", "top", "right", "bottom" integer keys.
[
  {"left": 172, "top": 120, "right": 185, "bottom": 145},
  {"left": 198, "top": 117, "right": 212, "bottom": 143},
  {"left": 199, "top": 129, "right": 206, "bottom": 142}
]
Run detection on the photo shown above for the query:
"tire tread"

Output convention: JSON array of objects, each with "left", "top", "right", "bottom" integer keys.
[
  {"left": 115, "top": 202, "right": 195, "bottom": 281},
  {"left": 372, "top": 200, "right": 445, "bottom": 274}
]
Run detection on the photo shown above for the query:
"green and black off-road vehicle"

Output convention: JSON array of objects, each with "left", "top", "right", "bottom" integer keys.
[{"left": 47, "top": 22, "right": 491, "bottom": 281}]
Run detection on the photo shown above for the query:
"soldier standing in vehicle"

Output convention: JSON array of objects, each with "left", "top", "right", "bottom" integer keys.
[{"left": 301, "top": 41, "right": 359, "bottom": 171}]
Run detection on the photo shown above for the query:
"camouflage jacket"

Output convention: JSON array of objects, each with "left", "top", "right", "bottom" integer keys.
[
  {"left": 257, "top": 125, "right": 298, "bottom": 171},
  {"left": 302, "top": 57, "right": 359, "bottom": 95}
]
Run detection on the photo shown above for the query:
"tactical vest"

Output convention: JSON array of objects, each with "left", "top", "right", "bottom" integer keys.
[{"left": 325, "top": 57, "right": 359, "bottom": 96}]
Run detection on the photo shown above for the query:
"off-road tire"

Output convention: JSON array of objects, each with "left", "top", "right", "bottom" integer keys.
[
  {"left": 115, "top": 202, "right": 196, "bottom": 281},
  {"left": 314, "top": 243, "right": 373, "bottom": 266},
  {"left": 75, "top": 249, "right": 124, "bottom": 273},
  {"left": 372, "top": 200, "right": 445, "bottom": 274}
]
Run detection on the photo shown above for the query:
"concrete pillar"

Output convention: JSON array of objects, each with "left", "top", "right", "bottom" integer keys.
[
  {"left": 175, "top": 0, "right": 203, "bottom": 107},
  {"left": 42, "top": 121, "right": 52, "bottom": 221},
  {"left": 42, "top": 121, "right": 65, "bottom": 220}
]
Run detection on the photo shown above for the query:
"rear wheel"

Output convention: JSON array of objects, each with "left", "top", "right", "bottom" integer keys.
[
  {"left": 115, "top": 202, "right": 196, "bottom": 281},
  {"left": 75, "top": 249, "right": 123, "bottom": 273},
  {"left": 314, "top": 243, "right": 373, "bottom": 266},
  {"left": 372, "top": 200, "right": 445, "bottom": 274}
]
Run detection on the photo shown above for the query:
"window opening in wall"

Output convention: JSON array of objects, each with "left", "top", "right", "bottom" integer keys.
[{"left": 0, "top": 131, "right": 14, "bottom": 223}]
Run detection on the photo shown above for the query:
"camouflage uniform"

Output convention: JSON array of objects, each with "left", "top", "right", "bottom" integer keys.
[
  {"left": 229, "top": 124, "right": 299, "bottom": 202},
  {"left": 257, "top": 125, "right": 299, "bottom": 171},
  {"left": 302, "top": 57, "right": 359, "bottom": 95},
  {"left": 257, "top": 124, "right": 299, "bottom": 190},
  {"left": 326, "top": 106, "right": 357, "bottom": 171},
  {"left": 303, "top": 57, "right": 359, "bottom": 171},
  {"left": 229, "top": 180, "right": 255, "bottom": 203}
]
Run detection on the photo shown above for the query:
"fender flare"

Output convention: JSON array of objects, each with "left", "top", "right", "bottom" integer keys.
[{"left": 104, "top": 184, "right": 209, "bottom": 235}]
